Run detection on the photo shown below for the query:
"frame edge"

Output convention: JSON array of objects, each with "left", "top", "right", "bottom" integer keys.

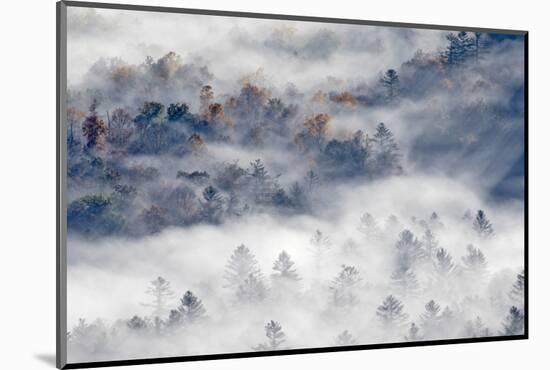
[{"left": 57, "top": 1, "right": 68, "bottom": 369}]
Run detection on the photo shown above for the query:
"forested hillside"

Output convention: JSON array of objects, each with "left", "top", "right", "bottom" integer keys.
[{"left": 66, "top": 7, "right": 525, "bottom": 363}]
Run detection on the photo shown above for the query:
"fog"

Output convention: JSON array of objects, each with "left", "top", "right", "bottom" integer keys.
[
  {"left": 67, "top": 174, "right": 524, "bottom": 362},
  {"left": 65, "top": 6, "right": 525, "bottom": 364}
]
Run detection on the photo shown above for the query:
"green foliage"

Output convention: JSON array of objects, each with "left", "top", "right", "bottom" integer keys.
[{"left": 67, "top": 194, "right": 124, "bottom": 236}]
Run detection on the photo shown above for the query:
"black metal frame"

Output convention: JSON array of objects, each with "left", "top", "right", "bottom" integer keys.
[{"left": 56, "top": 1, "right": 528, "bottom": 368}]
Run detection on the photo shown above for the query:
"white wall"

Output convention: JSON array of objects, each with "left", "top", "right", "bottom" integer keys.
[{"left": 1, "top": 0, "right": 545, "bottom": 368}]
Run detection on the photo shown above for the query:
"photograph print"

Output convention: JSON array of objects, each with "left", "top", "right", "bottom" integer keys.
[{"left": 59, "top": 2, "right": 527, "bottom": 367}]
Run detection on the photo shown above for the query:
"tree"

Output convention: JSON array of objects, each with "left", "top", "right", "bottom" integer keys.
[
  {"left": 456, "top": 31, "right": 474, "bottom": 63},
  {"left": 309, "top": 229, "right": 331, "bottom": 275},
  {"left": 106, "top": 108, "right": 133, "bottom": 146},
  {"left": 131, "top": 101, "right": 168, "bottom": 154},
  {"left": 420, "top": 300, "right": 442, "bottom": 338},
  {"left": 143, "top": 276, "right": 175, "bottom": 317},
  {"left": 321, "top": 132, "right": 371, "bottom": 177},
  {"left": 67, "top": 194, "right": 124, "bottom": 237},
  {"left": 140, "top": 205, "right": 169, "bottom": 234},
  {"left": 508, "top": 270, "right": 525, "bottom": 306},
  {"left": 272, "top": 251, "right": 300, "bottom": 281},
  {"left": 167, "top": 102, "right": 191, "bottom": 122},
  {"left": 405, "top": 323, "right": 422, "bottom": 341},
  {"left": 501, "top": 306, "right": 524, "bottom": 335},
  {"left": 330, "top": 265, "right": 362, "bottom": 308},
  {"left": 463, "top": 316, "right": 490, "bottom": 338},
  {"left": 254, "top": 320, "right": 286, "bottom": 351},
  {"left": 376, "top": 295, "right": 409, "bottom": 329},
  {"left": 461, "top": 244, "right": 488, "bottom": 276},
  {"left": 443, "top": 32, "right": 473, "bottom": 66},
  {"left": 134, "top": 101, "right": 164, "bottom": 132},
  {"left": 421, "top": 229, "right": 439, "bottom": 260},
  {"left": 199, "top": 85, "right": 214, "bottom": 118},
  {"left": 381, "top": 69, "right": 400, "bottom": 102},
  {"left": 295, "top": 113, "right": 331, "bottom": 151},
  {"left": 304, "top": 169, "right": 320, "bottom": 191},
  {"left": 67, "top": 107, "right": 85, "bottom": 149},
  {"left": 443, "top": 33, "right": 460, "bottom": 66},
  {"left": 82, "top": 99, "right": 107, "bottom": 150},
  {"left": 472, "top": 32, "right": 490, "bottom": 63},
  {"left": 248, "top": 159, "right": 278, "bottom": 205},
  {"left": 335, "top": 330, "right": 358, "bottom": 345},
  {"left": 395, "top": 229, "right": 424, "bottom": 270},
  {"left": 304, "top": 113, "right": 331, "bottom": 146},
  {"left": 358, "top": 213, "right": 382, "bottom": 241},
  {"left": 288, "top": 182, "right": 309, "bottom": 211},
  {"left": 433, "top": 248, "right": 455, "bottom": 276},
  {"left": 224, "top": 245, "right": 263, "bottom": 290},
  {"left": 127, "top": 315, "right": 148, "bottom": 331},
  {"left": 199, "top": 186, "right": 224, "bottom": 224},
  {"left": 237, "top": 274, "right": 268, "bottom": 303},
  {"left": 372, "top": 122, "right": 401, "bottom": 175},
  {"left": 391, "top": 266, "right": 419, "bottom": 296},
  {"left": 472, "top": 210, "right": 494, "bottom": 238},
  {"left": 175, "top": 291, "right": 206, "bottom": 324}
]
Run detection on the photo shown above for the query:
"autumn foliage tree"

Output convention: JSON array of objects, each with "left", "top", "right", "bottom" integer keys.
[{"left": 82, "top": 99, "right": 107, "bottom": 150}]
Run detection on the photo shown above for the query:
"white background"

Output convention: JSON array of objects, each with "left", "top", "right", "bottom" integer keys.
[{"left": 0, "top": 0, "right": 545, "bottom": 368}]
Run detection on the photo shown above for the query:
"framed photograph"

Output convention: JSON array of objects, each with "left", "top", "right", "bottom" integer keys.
[{"left": 57, "top": 1, "right": 528, "bottom": 368}]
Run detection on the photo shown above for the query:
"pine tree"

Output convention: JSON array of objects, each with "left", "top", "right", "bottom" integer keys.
[
  {"left": 443, "top": 33, "right": 459, "bottom": 65},
  {"left": 224, "top": 245, "right": 263, "bottom": 290},
  {"left": 143, "top": 276, "right": 175, "bottom": 317},
  {"left": 288, "top": 181, "right": 309, "bottom": 211},
  {"left": 358, "top": 213, "right": 382, "bottom": 241},
  {"left": 167, "top": 309, "right": 184, "bottom": 328},
  {"left": 391, "top": 266, "right": 419, "bottom": 296},
  {"left": 248, "top": 159, "right": 278, "bottom": 204},
  {"left": 472, "top": 210, "right": 494, "bottom": 238},
  {"left": 372, "top": 123, "right": 401, "bottom": 175},
  {"left": 443, "top": 32, "right": 473, "bottom": 66},
  {"left": 420, "top": 300, "right": 442, "bottom": 338},
  {"left": 376, "top": 295, "right": 409, "bottom": 328},
  {"left": 501, "top": 306, "right": 524, "bottom": 335},
  {"left": 472, "top": 32, "right": 490, "bottom": 63},
  {"left": 463, "top": 316, "right": 490, "bottom": 338},
  {"left": 226, "top": 190, "right": 243, "bottom": 217},
  {"left": 272, "top": 251, "right": 300, "bottom": 281},
  {"left": 462, "top": 244, "right": 488, "bottom": 276},
  {"left": 237, "top": 273, "right": 268, "bottom": 303},
  {"left": 254, "top": 320, "right": 286, "bottom": 350},
  {"left": 381, "top": 69, "right": 400, "bottom": 102},
  {"left": 421, "top": 229, "right": 439, "bottom": 260},
  {"left": 508, "top": 270, "right": 525, "bottom": 306},
  {"left": 200, "top": 186, "right": 224, "bottom": 223},
  {"left": 335, "top": 330, "right": 358, "bottom": 345},
  {"left": 395, "top": 229, "right": 423, "bottom": 270},
  {"left": 309, "top": 229, "right": 331, "bottom": 275},
  {"left": 304, "top": 169, "right": 320, "bottom": 191},
  {"left": 433, "top": 248, "right": 455, "bottom": 276},
  {"left": 330, "top": 265, "right": 362, "bottom": 308},
  {"left": 405, "top": 323, "right": 422, "bottom": 341},
  {"left": 175, "top": 291, "right": 206, "bottom": 324},
  {"left": 456, "top": 31, "right": 474, "bottom": 64}
]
